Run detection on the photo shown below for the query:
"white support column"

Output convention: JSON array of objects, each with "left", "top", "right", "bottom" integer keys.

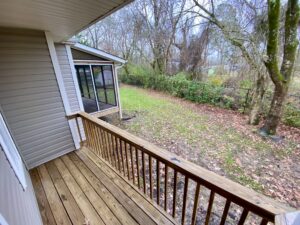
[
  {"left": 114, "top": 64, "right": 123, "bottom": 119},
  {"left": 65, "top": 44, "right": 86, "bottom": 141},
  {"left": 45, "top": 32, "right": 80, "bottom": 149}
]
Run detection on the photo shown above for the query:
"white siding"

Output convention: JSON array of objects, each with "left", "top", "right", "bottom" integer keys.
[
  {"left": 0, "top": 28, "right": 75, "bottom": 168},
  {"left": 55, "top": 44, "right": 81, "bottom": 112},
  {"left": 0, "top": 145, "right": 43, "bottom": 225}
]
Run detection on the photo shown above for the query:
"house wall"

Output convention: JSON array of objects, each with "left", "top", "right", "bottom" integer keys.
[
  {"left": 55, "top": 44, "right": 81, "bottom": 112},
  {"left": 0, "top": 28, "right": 75, "bottom": 168},
  {"left": 0, "top": 145, "right": 43, "bottom": 225}
]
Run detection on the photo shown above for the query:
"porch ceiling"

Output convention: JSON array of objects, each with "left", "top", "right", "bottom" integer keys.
[{"left": 0, "top": 0, "right": 132, "bottom": 42}]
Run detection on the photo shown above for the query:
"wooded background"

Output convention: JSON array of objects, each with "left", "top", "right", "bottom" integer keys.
[{"left": 77, "top": 0, "right": 300, "bottom": 134}]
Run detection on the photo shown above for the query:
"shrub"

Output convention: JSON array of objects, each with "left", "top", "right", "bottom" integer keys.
[
  {"left": 121, "top": 66, "right": 300, "bottom": 128},
  {"left": 283, "top": 103, "right": 300, "bottom": 128}
]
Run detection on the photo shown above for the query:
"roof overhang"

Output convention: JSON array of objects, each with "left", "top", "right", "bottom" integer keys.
[
  {"left": 72, "top": 43, "right": 127, "bottom": 64},
  {"left": 0, "top": 0, "right": 133, "bottom": 42}
]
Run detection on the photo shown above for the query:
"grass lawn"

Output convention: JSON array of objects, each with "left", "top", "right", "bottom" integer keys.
[{"left": 109, "top": 84, "right": 300, "bottom": 208}]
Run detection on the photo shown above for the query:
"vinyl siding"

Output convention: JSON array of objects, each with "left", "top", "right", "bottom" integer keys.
[
  {"left": 55, "top": 44, "right": 81, "bottom": 112},
  {"left": 0, "top": 28, "right": 75, "bottom": 168},
  {"left": 0, "top": 145, "right": 43, "bottom": 225}
]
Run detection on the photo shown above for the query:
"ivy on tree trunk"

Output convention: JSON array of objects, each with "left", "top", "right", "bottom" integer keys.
[{"left": 262, "top": 0, "right": 300, "bottom": 135}]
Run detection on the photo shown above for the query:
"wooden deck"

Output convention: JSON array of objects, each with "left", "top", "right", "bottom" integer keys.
[{"left": 30, "top": 147, "right": 178, "bottom": 225}]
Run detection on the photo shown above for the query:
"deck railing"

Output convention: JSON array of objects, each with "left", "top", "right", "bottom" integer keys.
[{"left": 68, "top": 112, "right": 298, "bottom": 225}]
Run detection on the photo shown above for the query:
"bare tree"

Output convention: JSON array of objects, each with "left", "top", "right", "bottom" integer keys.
[
  {"left": 191, "top": 0, "right": 269, "bottom": 125},
  {"left": 135, "top": 0, "right": 187, "bottom": 74},
  {"left": 262, "top": 0, "right": 300, "bottom": 134}
]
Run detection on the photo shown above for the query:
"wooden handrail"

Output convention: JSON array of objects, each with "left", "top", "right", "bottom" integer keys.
[{"left": 68, "top": 112, "right": 295, "bottom": 225}]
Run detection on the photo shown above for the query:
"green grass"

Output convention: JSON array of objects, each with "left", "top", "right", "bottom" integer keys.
[{"left": 118, "top": 85, "right": 297, "bottom": 192}]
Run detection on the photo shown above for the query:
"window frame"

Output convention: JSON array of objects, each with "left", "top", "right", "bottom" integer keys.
[
  {"left": 0, "top": 112, "right": 27, "bottom": 190},
  {"left": 75, "top": 63, "right": 118, "bottom": 113}
]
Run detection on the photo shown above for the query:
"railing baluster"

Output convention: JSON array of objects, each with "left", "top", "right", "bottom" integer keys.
[
  {"left": 119, "top": 138, "right": 125, "bottom": 175},
  {"left": 164, "top": 165, "right": 168, "bottom": 211},
  {"left": 205, "top": 191, "right": 215, "bottom": 225},
  {"left": 191, "top": 183, "right": 201, "bottom": 225},
  {"left": 219, "top": 199, "right": 231, "bottom": 225},
  {"left": 115, "top": 136, "right": 121, "bottom": 172},
  {"left": 136, "top": 147, "right": 141, "bottom": 189},
  {"left": 149, "top": 156, "right": 153, "bottom": 199},
  {"left": 94, "top": 126, "right": 102, "bottom": 156},
  {"left": 108, "top": 132, "right": 114, "bottom": 165},
  {"left": 181, "top": 176, "right": 189, "bottom": 225},
  {"left": 104, "top": 131, "right": 111, "bottom": 163},
  {"left": 92, "top": 124, "right": 98, "bottom": 152},
  {"left": 130, "top": 145, "right": 135, "bottom": 185},
  {"left": 237, "top": 209, "right": 249, "bottom": 225},
  {"left": 101, "top": 129, "right": 108, "bottom": 160},
  {"left": 111, "top": 135, "right": 118, "bottom": 169},
  {"left": 156, "top": 160, "right": 160, "bottom": 205},
  {"left": 75, "top": 117, "right": 83, "bottom": 146},
  {"left": 109, "top": 133, "right": 117, "bottom": 168},
  {"left": 86, "top": 121, "right": 93, "bottom": 149},
  {"left": 172, "top": 170, "right": 178, "bottom": 218},
  {"left": 142, "top": 152, "right": 146, "bottom": 194},
  {"left": 81, "top": 118, "right": 88, "bottom": 146},
  {"left": 125, "top": 142, "right": 130, "bottom": 180},
  {"left": 99, "top": 128, "right": 106, "bottom": 158}
]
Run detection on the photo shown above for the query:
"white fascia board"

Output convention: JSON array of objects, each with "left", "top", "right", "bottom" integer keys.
[{"left": 72, "top": 43, "right": 127, "bottom": 64}]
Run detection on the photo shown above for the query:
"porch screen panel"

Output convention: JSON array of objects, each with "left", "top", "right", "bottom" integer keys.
[
  {"left": 92, "top": 66, "right": 106, "bottom": 103},
  {"left": 92, "top": 65, "right": 117, "bottom": 110},
  {"left": 102, "top": 65, "right": 116, "bottom": 106},
  {"left": 75, "top": 65, "right": 98, "bottom": 113}
]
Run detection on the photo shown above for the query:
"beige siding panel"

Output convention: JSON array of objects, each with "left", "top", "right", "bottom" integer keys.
[
  {"left": 55, "top": 44, "right": 81, "bottom": 113},
  {"left": 0, "top": 28, "right": 75, "bottom": 168},
  {"left": 0, "top": 145, "right": 43, "bottom": 225}
]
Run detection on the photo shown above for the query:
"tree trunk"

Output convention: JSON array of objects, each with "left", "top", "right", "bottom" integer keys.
[
  {"left": 248, "top": 74, "right": 266, "bottom": 125},
  {"left": 123, "top": 64, "right": 130, "bottom": 76},
  {"left": 262, "top": 84, "right": 288, "bottom": 135}
]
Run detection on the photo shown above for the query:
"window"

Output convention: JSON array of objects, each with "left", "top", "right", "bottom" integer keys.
[
  {"left": 0, "top": 112, "right": 27, "bottom": 189},
  {"left": 75, "top": 64, "right": 117, "bottom": 113}
]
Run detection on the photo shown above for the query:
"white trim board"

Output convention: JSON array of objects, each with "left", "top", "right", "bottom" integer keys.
[
  {"left": 45, "top": 32, "right": 80, "bottom": 150},
  {"left": 0, "top": 112, "right": 27, "bottom": 190},
  {"left": 74, "top": 61, "right": 114, "bottom": 65}
]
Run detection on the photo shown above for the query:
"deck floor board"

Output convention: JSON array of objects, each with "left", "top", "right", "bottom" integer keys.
[{"left": 30, "top": 147, "right": 178, "bottom": 225}]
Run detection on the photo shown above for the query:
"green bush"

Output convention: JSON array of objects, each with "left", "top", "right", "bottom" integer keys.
[
  {"left": 283, "top": 103, "right": 300, "bottom": 128},
  {"left": 120, "top": 70, "right": 242, "bottom": 109}
]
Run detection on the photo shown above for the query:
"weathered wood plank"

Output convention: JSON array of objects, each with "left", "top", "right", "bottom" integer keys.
[
  {"left": 30, "top": 169, "right": 57, "bottom": 225},
  {"left": 68, "top": 152, "right": 139, "bottom": 225},
  {"left": 37, "top": 165, "right": 72, "bottom": 225},
  {"left": 53, "top": 157, "right": 105, "bottom": 225},
  {"left": 79, "top": 147, "right": 177, "bottom": 225},
  {"left": 60, "top": 155, "right": 122, "bottom": 225},
  {"left": 45, "top": 161, "right": 85, "bottom": 225},
  {"left": 77, "top": 149, "right": 158, "bottom": 225}
]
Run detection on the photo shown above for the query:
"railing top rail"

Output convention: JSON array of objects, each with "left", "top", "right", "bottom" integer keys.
[{"left": 71, "top": 112, "right": 294, "bottom": 222}]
